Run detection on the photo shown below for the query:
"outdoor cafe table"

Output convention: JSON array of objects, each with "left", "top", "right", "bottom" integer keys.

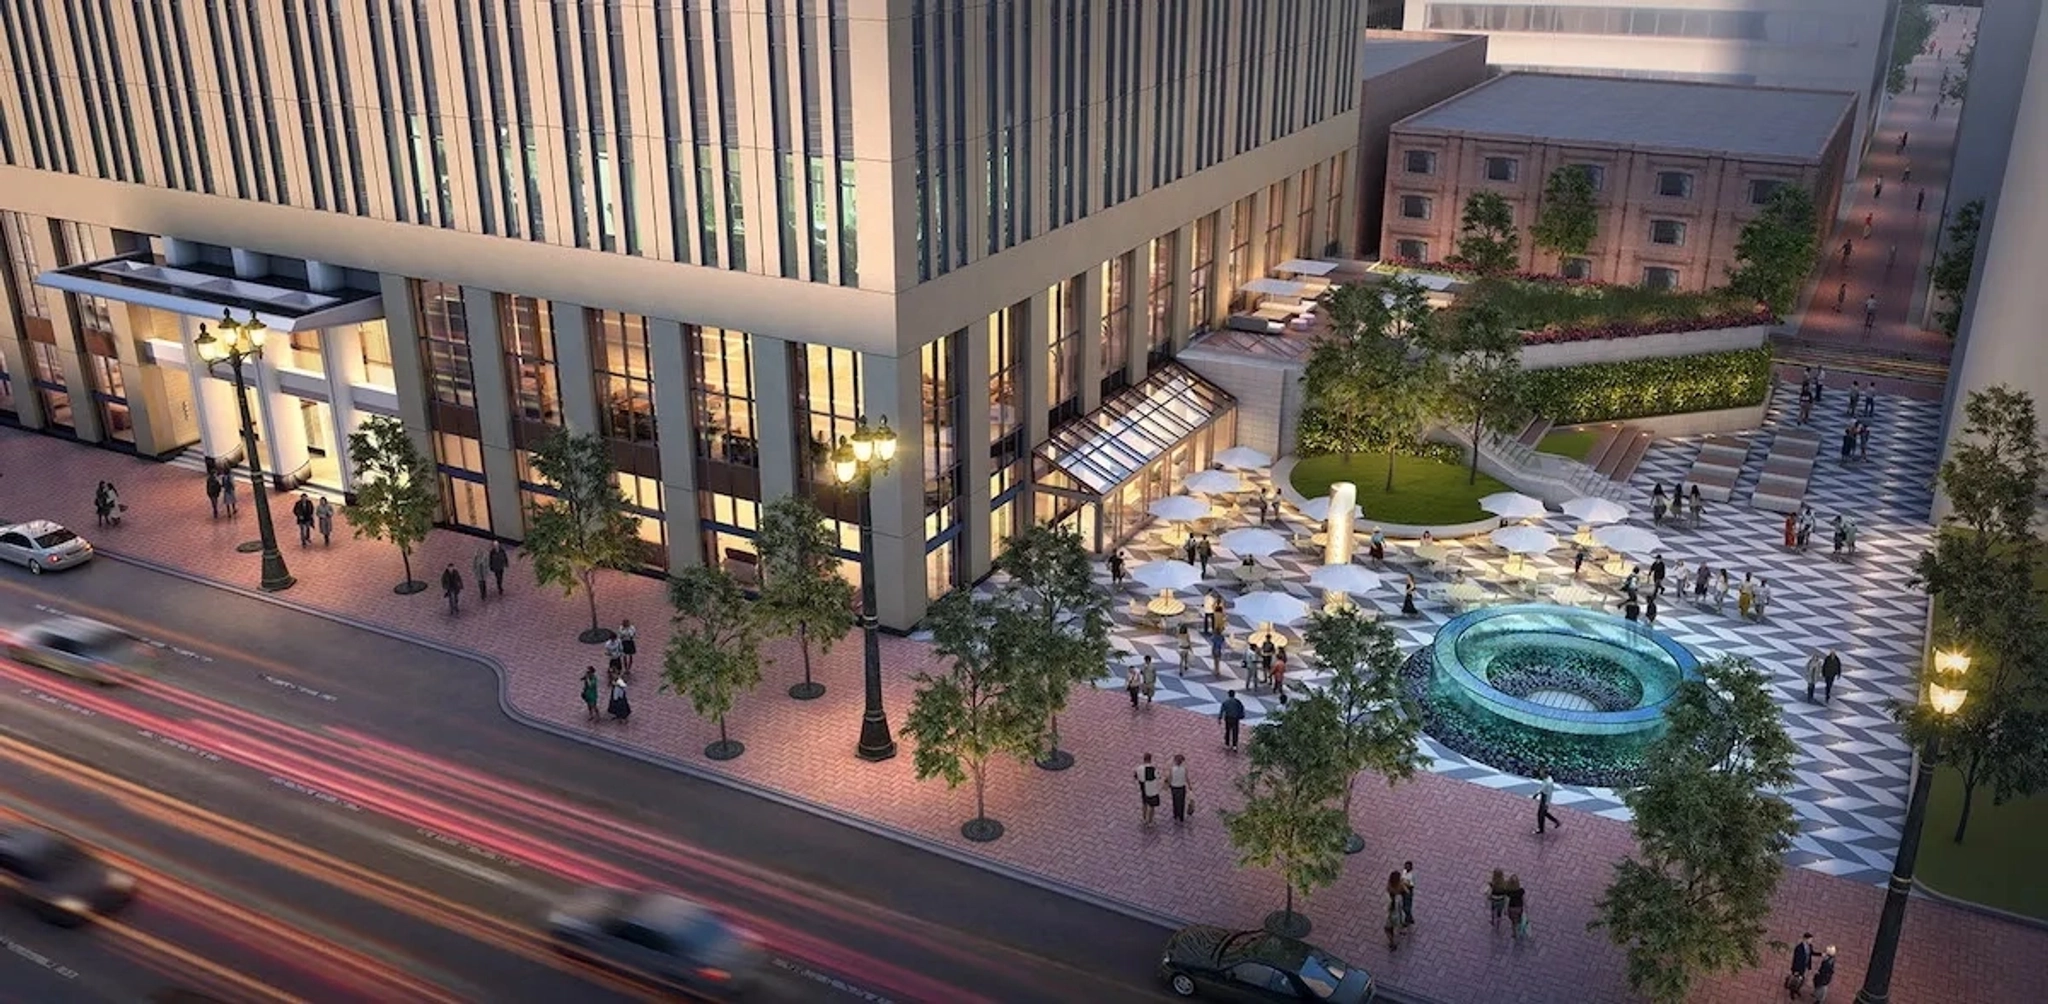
[
  {"left": 1234, "top": 564, "right": 1272, "bottom": 589},
  {"left": 1413, "top": 542, "right": 1451, "bottom": 574},
  {"left": 1147, "top": 592, "right": 1188, "bottom": 617},
  {"left": 1446, "top": 582, "right": 1487, "bottom": 609},
  {"left": 1502, "top": 563, "right": 1543, "bottom": 591}
]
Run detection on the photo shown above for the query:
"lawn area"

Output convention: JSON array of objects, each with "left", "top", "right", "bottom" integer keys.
[
  {"left": 1916, "top": 765, "right": 2048, "bottom": 922},
  {"left": 1290, "top": 454, "right": 1510, "bottom": 525},
  {"left": 1536, "top": 428, "right": 1601, "bottom": 462}
]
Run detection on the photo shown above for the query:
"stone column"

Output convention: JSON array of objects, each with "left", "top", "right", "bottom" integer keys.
[
  {"left": 649, "top": 319, "right": 705, "bottom": 570},
  {"left": 1169, "top": 221, "right": 1197, "bottom": 352},
  {"left": 319, "top": 323, "right": 367, "bottom": 487},
  {"left": 1128, "top": 242, "right": 1155, "bottom": 386},
  {"left": 250, "top": 333, "right": 313, "bottom": 488},
  {"left": 460, "top": 286, "right": 528, "bottom": 537},
  {"left": 161, "top": 239, "right": 203, "bottom": 267},
  {"left": 230, "top": 248, "right": 271, "bottom": 278},
  {"left": 862, "top": 348, "right": 930, "bottom": 630},
  {"left": 183, "top": 314, "right": 243, "bottom": 465},
  {"left": 1078, "top": 262, "right": 1106, "bottom": 413},
  {"left": 27, "top": 221, "right": 103, "bottom": 442},
  {"left": 379, "top": 275, "right": 437, "bottom": 465},
  {"left": 103, "top": 300, "right": 166, "bottom": 453},
  {"left": 0, "top": 295, "right": 44, "bottom": 428}
]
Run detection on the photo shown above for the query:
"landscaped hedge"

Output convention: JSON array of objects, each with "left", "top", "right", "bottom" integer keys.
[
  {"left": 1375, "top": 262, "right": 1776, "bottom": 342},
  {"left": 1523, "top": 347, "right": 1774, "bottom": 425},
  {"left": 1297, "top": 406, "right": 1464, "bottom": 465}
]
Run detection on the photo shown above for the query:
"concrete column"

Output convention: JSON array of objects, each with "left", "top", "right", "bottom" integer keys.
[
  {"left": 162, "top": 239, "right": 203, "bottom": 267},
  {"left": 649, "top": 319, "right": 705, "bottom": 570},
  {"left": 1078, "top": 261, "right": 1106, "bottom": 413},
  {"left": 750, "top": 334, "right": 799, "bottom": 504},
  {"left": 1022, "top": 286, "right": 1051, "bottom": 449},
  {"left": 250, "top": 338, "right": 312, "bottom": 487},
  {"left": 1169, "top": 221, "right": 1197, "bottom": 352},
  {"left": 379, "top": 274, "right": 437, "bottom": 465},
  {"left": 230, "top": 248, "right": 271, "bottom": 279},
  {"left": 319, "top": 323, "right": 367, "bottom": 487},
  {"left": 27, "top": 221, "right": 103, "bottom": 442},
  {"left": 1128, "top": 242, "right": 1155, "bottom": 386},
  {"left": 305, "top": 261, "right": 348, "bottom": 292},
  {"left": 104, "top": 300, "right": 167, "bottom": 453},
  {"left": 550, "top": 304, "right": 602, "bottom": 436},
  {"left": 961, "top": 312, "right": 995, "bottom": 581},
  {"left": 460, "top": 286, "right": 527, "bottom": 537},
  {"left": 862, "top": 349, "right": 930, "bottom": 630},
  {"left": 0, "top": 297, "right": 45, "bottom": 428},
  {"left": 183, "top": 314, "right": 244, "bottom": 465}
]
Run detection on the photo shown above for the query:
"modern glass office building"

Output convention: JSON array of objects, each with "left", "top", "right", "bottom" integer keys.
[{"left": 0, "top": 0, "right": 1366, "bottom": 628}]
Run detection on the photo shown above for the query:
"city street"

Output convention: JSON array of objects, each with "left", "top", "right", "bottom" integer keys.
[{"left": 0, "top": 558, "right": 1170, "bottom": 1003}]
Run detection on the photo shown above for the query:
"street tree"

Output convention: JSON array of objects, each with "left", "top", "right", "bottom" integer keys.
[
  {"left": 1888, "top": 0, "right": 1934, "bottom": 94},
  {"left": 1726, "top": 185, "right": 1821, "bottom": 314},
  {"left": 1221, "top": 692, "right": 1351, "bottom": 938},
  {"left": 1905, "top": 385, "right": 2048, "bottom": 842},
  {"left": 1590, "top": 656, "right": 1799, "bottom": 1004},
  {"left": 992, "top": 525, "right": 1112, "bottom": 770},
  {"left": 520, "top": 428, "right": 644, "bottom": 643},
  {"left": 342, "top": 415, "right": 441, "bottom": 595},
  {"left": 1301, "top": 280, "right": 1444, "bottom": 489},
  {"left": 755, "top": 494, "right": 856, "bottom": 701},
  {"left": 1931, "top": 198, "right": 1984, "bottom": 339},
  {"left": 1529, "top": 165, "right": 1600, "bottom": 270},
  {"left": 1438, "top": 298, "right": 1528, "bottom": 484},
  {"left": 1448, "top": 191, "right": 1520, "bottom": 277},
  {"left": 905, "top": 591, "right": 1048, "bottom": 842},
  {"left": 661, "top": 565, "right": 763, "bottom": 760},
  {"left": 1942, "top": 41, "right": 1974, "bottom": 104},
  {"left": 1303, "top": 607, "right": 1428, "bottom": 854}
]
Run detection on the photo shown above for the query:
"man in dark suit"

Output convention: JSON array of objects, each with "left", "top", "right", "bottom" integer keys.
[{"left": 1787, "top": 932, "right": 1814, "bottom": 997}]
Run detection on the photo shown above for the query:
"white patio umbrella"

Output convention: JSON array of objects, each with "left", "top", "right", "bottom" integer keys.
[
  {"left": 1214, "top": 446, "right": 1274, "bottom": 470},
  {"left": 1148, "top": 495, "right": 1213, "bottom": 522},
  {"left": 1309, "top": 564, "right": 1385, "bottom": 594},
  {"left": 1296, "top": 497, "right": 1364, "bottom": 522},
  {"left": 1592, "top": 524, "right": 1664, "bottom": 557},
  {"left": 1184, "top": 469, "right": 1246, "bottom": 494},
  {"left": 1233, "top": 591, "right": 1312, "bottom": 626},
  {"left": 1130, "top": 559, "right": 1203, "bottom": 592},
  {"left": 1490, "top": 526, "right": 1560, "bottom": 555},
  {"left": 1219, "top": 527, "right": 1290, "bottom": 558},
  {"left": 1479, "top": 491, "right": 1549, "bottom": 521},
  {"left": 1562, "top": 496, "right": 1630, "bottom": 525}
]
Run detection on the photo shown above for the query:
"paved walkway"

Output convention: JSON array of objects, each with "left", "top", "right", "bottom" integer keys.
[
  {"left": 6, "top": 428, "right": 2046, "bottom": 1002},
  {"left": 1793, "top": 7, "right": 1975, "bottom": 363}
]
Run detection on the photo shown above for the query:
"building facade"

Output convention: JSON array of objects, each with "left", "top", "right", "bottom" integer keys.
[
  {"left": 1402, "top": 0, "right": 1902, "bottom": 179},
  {"left": 0, "top": 0, "right": 1367, "bottom": 630},
  {"left": 1380, "top": 73, "right": 1854, "bottom": 289},
  {"left": 1351, "top": 31, "right": 1494, "bottom": 257}
]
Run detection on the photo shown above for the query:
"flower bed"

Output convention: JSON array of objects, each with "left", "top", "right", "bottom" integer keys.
[
  {"left": 1481, "top": 644, "right": 1646, "bottom": 713},
  {"left": 1401, "top": 646, "right": 1652, "bottom": 788},
  {"left": 1372, "top": 260, "right": 1777, "bottom": 343}
]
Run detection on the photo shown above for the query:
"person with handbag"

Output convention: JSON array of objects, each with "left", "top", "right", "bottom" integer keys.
[
  {"left": 1486, "top": 869, "right": 1512, "bottom": 929},
  {"left": 1504, "top": 874, "right": 1529, "bottom": 940},
  {"left": 1167, "top": 753, "right": 1192, "bottom": 823},
  {"left": 1786, "top": 932, "right": 1815, "bottom": 997}
]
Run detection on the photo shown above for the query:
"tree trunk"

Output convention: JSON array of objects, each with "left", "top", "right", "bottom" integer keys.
[
  {"left": 1469, "top": 415, "right": 1484, "bottom": 484},
  {"left": 399, "top": 545, "right": 414, "bottom": 587},
  {"left": 583, "top": 571, "right": 601, "bottom": 633},
  {"left": 718, "top": 714, "right": 730, "bottom": 747},
  {"left": 1285, "top": 884, "right": 1295, "bottom": 920},
  {"left": 1045, "top": 713, "right": 1063, "bottom": 757},
  {"left": 1955, "top": 763, "right": 1981, "bottom": 844},
  {"left": 1384, "top": 447, "right": 1398, "bottom": 493},
  {"left": 973, "top": 760, "right": 988, "bottom": 822},
  {"left": 798, "top": 623, "right": 815, "bottom": 687}
]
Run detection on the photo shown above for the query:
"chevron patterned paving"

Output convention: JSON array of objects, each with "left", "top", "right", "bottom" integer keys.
[{"left": 984, "top": 384, "right": 1942, "bottom": 886}]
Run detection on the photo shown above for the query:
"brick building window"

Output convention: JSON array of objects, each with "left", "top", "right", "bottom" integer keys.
[
  {"left": 1395, "top": 239, "right": 1429, "bottom": 261},
  {"left": 1642, "top": 267, "right": 1679, "bottom": 290},
  {"left": 1403, "top": 149, "right": 1437, "bottom": 175},
  {"left": 1656, "top": 171, "right": 1694, "bottom": 198},
  {"left": 1484, "top": 157, "right": 1518, "bottom": 183},
  {"left": 1649, "top": 219, "right": 1687, "bottom": 246},
  {"left": 1399, "top": 195, "right": 1433, "bottom": 220}
]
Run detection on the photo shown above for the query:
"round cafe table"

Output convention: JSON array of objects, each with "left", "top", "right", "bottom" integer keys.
[{"left": 1147, "top": 593, "right": 1188, "bottom": 617}]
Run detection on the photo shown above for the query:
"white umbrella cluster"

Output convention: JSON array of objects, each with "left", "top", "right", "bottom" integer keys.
[
  {"left": 1489, "top": 526, "right": 1559, "bottom": 555},
  {"left": 1130, "top": 559, "right": 1202, "bottom": 591},
  {"left": 1219, "top": 527, "right": 1289, "bottom": 558},
  {"left": 1184, "top": 469, "right": 1245, "bottom": 494},
  {"left": 1148, "top": 495, "right": 1212, "bottom": 522},
  {"left": 1214, "top": 446, "right": 1274, "bottom": 470},
  {"left": 1479, "top": 492, "right": 1548, "bottom": 520}
]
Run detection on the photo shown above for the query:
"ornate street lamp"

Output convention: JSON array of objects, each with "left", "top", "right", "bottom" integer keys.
[
  {"left": 193, "top": 309, "right": 295, "bottom": 593},
  {"left": 833, "top": 415, "right": 899, "bottom": 762},
  {"left": 1854, "top": 648, "right": 1970, "bottom": 1003}
]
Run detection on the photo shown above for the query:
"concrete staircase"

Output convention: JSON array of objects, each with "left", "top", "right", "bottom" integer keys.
[
  {"left": 1751, "top": 428, "right": 1821, "bottom": 514},
  {"left": 1582, "top": 423, "right": 1655, "bottom": 486},
  {"left": 1436, "top": 421, "right": 1627, "bottom": 505},
  {"left": 1683, "top": 434, "right": 1752, "bottom": 503}
]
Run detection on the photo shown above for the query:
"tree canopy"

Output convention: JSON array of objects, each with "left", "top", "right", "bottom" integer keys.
[
  {"left": 1449, "top": 191, "right": 1521, "bottom": 277},
  {"left": 1888, "top": 0, "right": 1935, "bottom": 95},
  {"left": 342, "top": 415, "right": 440, "bottom": 591},
  {"left": 1530, "top": 165, "right": 1600, "bottom": 266},
  {"left": 904, "top": 591, "right": 1050, "bottom": 838},
  {"left": 661, "top": 564, "right": 764, "bottom": 757},
  {"left": 1726, "top": 185, "right": 1821, "bottom": 315},
  {"left": 1931, "top": 199, "right": 1984, "bottom": 340},
  {"left": 1303, "top": 607, "right": 1428, "bottom": 852},
  {"left": 755, "top": 494, "right": 856, "bottom": 698},
  {"left": 520, "top": 428, "right": 644, "bottom": 639},
  {"left": 1438, "top": 299, "right": 1529, "bottom": 483},
  {"left": 1299, "top": 280, "right": 1445, "bottom": 488},
  {"left": 1222, "top": 693, "right": 1352, "bottom": 930},
  {"left": 992, "top": 525, "right": 1112, "bottom": 765}
]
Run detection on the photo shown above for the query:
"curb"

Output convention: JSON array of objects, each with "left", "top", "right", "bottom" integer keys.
[{"left": 1911, "top": 878, "right": 2048, "bottom": 933}]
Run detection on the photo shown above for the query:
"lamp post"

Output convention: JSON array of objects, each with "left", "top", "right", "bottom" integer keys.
[
  {"left": 1854, "top": 648, "right": 1970, "bottom": 1004},
  {"left": 193, "top": 310, "right": 295, "bottom": 593},
  {"left": 833, "top": 415, "right": 899, "bottom": 762}
]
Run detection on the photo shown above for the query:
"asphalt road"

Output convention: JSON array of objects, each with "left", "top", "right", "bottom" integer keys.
[{"left": 0, "top": 555, "right": 1172, "bottom": 1003}]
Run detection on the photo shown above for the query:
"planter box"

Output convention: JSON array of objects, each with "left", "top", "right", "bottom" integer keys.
[
  {"left": 1520, "top": 324, "right": 1773, "bottom": 370},
  {"left": 1625, "top": 402, "right": 1771, "bottom": 439}
]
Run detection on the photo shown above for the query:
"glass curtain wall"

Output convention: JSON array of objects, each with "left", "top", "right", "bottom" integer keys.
[
  {"left": 591, "top": 309, "right": 664, "bottom": 569},
  {"left": 1324, "top": 151, "right": 1348, "bottom": 255},
  {"left": 1099, "top": 252, "right": 1131, "bottom": 396},
  {"left": 690, "top": 326, "right": 763, "bottom": 580},
  {"left": 922, "top": 331, "right": 963, "bottom": 599},
  {"left": 1047, "top": 275, "right": 1083, "bottom": 427},
  {"left": 1031, "top": 364, "right": 1235, "bottom": 553},
  {"left": 791, "top": 342, "right": 865, "bottom": 584},
  {"left": 1263, "top": 181, "right": 1287, "bottom": 275},
  {"left": 414, "top": 280, "right": 490, "bottom": 533},
  {"left": 1146, "top": 232, "right": 1177, "bottom": 367},
  {"left": 1, "top": 212, "right": 70, "bottom": 429},
  {"left": 1188, "top": 215, "right": 1215, "bottom": 334},
  {"left": 988, "top": 304, "right": 1026, "bottom": 558},
  {"left": 1297, "top": 164, "right": 1319, "bottom": 257}
]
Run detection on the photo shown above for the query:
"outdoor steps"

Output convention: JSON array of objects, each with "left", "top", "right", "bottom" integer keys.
[
  {"left": 1600, "top": 426, "right": 1655, "bottom": 484},
  {"left": 1749, "top": 428, "right": 1822, "bottom": 514},
  {"left": 1516, "top": 416, "right": 1553, "bottom": 448},
  {"left": 1581, "top": 425, "right": 1627, "bottom": 473},
  {"left": 1684, "top": 434, "right": 1751, "bottom": 504}
]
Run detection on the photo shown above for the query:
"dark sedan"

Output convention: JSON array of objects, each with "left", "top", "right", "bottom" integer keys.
[
  {"left": 0, "top": 826, "right": 137, "bottom": 926},
  {"left": 546, "top": 887, "right": 768, "bottom": 999},
  {"left": 1159, "top": 925, "right": 1375, "bottom": 1002}
]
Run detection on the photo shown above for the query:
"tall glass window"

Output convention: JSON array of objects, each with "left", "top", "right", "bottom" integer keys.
[
  {"left": 1146, "top": 232, "right": 1177, "bottom": 364},
  {"left": 500, "top": 295, "right": 561, "bottom": 424},
  {"left": 433, "top": 432, "right": 492, "bottom": 532},
  {"left": 89, "top": 353, "right": 132, "bottom": 444},
  {"left": 922, "top": 331, "right": 963, "bottom": 544},
  {"left": 793, "top": 343, "right": 862, "bottom": 490},
  {"left": 701, "top": 491, "right": 762, "bottom": 581},
  {"left": 690, "top": 327, "right": 759, "bottom": 467},
  {"left": 1227, "top": 197, "right": 1253, "bottom": 289},
  {"left": 617, "top": 471, "right": 668, "bottom": 570},
  {"left": 413, "top": 281, "right": 475, "bottom": 408},
  {"left": 592, "top": 310, "right": 656, "bottom": 445},
  {"left": 1297, "top": 165, "right": 1319, "bottom": 257},
  {"left": 1189, "top": 215, "right": 1215, "bottom": 332},
  {"left": 358, "top": 321, "right": 396, "bottom": 387},
  {"left": 1048, "top": 275, "right": 1083, "bottom": 427},
  {"left": 55, "top": 222, "right": 115, "bottom": 333},
  {"left": 27, "top": 342, "right": 71, "bottom": 429},
  {"left": 988, "top": 304, "right": 1024, "bottom": 474},
  {"left": 1324, "top": 151, "right": 1348, "bottom": 254},
  {"left": 1100, "top": 253, "right": 1132, "bottom": 395},
  {"left": 1263, "top": 181, "right": 1288, "bottom": 273},
  {"left": 0, "top": 212, "right": 50, "bottom": 321}
]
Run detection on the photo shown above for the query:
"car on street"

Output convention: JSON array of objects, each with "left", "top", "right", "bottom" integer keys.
[
  {"left": 0, "top": 520, "right": 94, "bottom": 575},
  {"left": 3, "top": 615, "right": 161, "bottom": 685},
  {"left": 545, "top": 887, "right": 768, "bottom": 999},
  {"left": 1159, "top": 925, "right": 1376, "bottom": 1002},
  {"left": 0, "top": 825, "right": 137, "bottom": 926}
]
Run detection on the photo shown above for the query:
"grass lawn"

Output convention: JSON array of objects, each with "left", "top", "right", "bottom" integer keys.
[
  {"left": 1536, "top": 428, "right": 1601, "bottom": 462},
  {"left": 1291, "top": 454, "right": 1510, "bottom": 525},
  {"left": 1916, "top": 765, "right": 2048, "bottom": 922}
]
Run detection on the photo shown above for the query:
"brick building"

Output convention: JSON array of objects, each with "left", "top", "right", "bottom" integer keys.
[{"left": 1380, "top": 73, "right": 1855, "bottom": 291}]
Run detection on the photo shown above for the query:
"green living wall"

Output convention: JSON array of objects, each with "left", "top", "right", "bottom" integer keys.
[{"left": 1524, "top": 348, "right": 1774, "bottom": 425}]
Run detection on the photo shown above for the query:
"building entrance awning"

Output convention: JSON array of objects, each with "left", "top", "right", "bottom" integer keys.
[
  {"left": 1033, "top": 363, "right": 1235, "bottom": 499},
  {"left": 35, "top": 254, "right": 384, "bottom": 332}
]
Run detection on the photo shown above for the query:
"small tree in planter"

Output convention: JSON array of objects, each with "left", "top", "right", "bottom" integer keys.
[
  {"left": 1726, "top": 185, "right": 1821, "bottom": 315},
  {"left": 1448, "top": 191, "right": 1521, "bottom": 277},
  {"left": 661, "top": 564, "right": 763, "bottom": 760},
  {"left": 1930, "top": 199, "right": 1984, "bottom": 339},
  {"left": 343, "top": 415, "right": 440, "bottom": 595},
  {"left": 905, "top": 591, "right": 1047, "bottom": 842},
  {"left": 755, "top": 495, "right": 856, "bottom": 700},
  {"left": 992, "top": 525, "right": 1111, "bottom": 770},
  {"left": 1221, "top": 692, "right": 1350, "bottom": 938},
  {"left": 521, "top": 428, "right": 643, "bottom": 643},
  {"left": 1530, "top": 165, "right": 1599, "bottom": 273},
  {"left": 1303, "top": 607, "right": 1428, "bottom": 855},
  {"left": 1439, "top": 300, "right": 1529, "bottom": 484}
]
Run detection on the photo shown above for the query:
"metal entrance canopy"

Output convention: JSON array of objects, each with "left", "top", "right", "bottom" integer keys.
[{"left": 36, "top": 254, "right": 384, "bottom": 331}]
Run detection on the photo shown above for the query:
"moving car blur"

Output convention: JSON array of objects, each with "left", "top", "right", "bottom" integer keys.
[
  {"left": 547, "top": 887, "right": 772, "bottom": 1000},
  {"left": 3, "top": 614, "right": 161, "bottom": 684},
  {"left": 0, "top": 825, "right": 137, "bottom": 926}
]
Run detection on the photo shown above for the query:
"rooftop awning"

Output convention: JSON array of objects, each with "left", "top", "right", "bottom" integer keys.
[
  {"left": 1034, "top": 363, "right": 1235, "bottom": 499},
  {"left": 1273, "top": 258, "right": 1340, "bottom": 276},
  {"left": 36, "top": 255, "right": 384, "bottom": 332},
  {"left": 1240, "top": 276, "right": 1313, "bottom": 298}
]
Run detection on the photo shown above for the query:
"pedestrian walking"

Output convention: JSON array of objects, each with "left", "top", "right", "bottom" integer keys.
[
  {"left": 1135, "top": 753, "right": 1162, "bottom": 825},
  {"left": 1624, "top": 596, "right": 1641, "bottom": 624},
  {"left": 220, "top": 471, "right": 239, "bottom": 517},
  {"left": 581, "top": 667, "right": 601, "bottom": 722},
  {"left": 1693, "top": 563, "right": 1711, "bottom": 604},
  {"left": 1786, "top": 933, "right": 1816, "bottom": 996},
  {"left": 315, "top": 497, "right": 334, "bottom": 546},
  {"left": 1861, "top": 213, "right": 1873, "bottom": 240},
  {"left": 1195, "top": 535, "right": 1213, "bottom": 577},
  {"left": 1504, "top": 875, "right": 1529, "bottom": 940},
  {"left": 1573, "top": 544, "right": 1588, "bottom": 578},
  {"left": 1713, "top": 569, "right": 1730, "bottom": 612},
  {"left": 1898, "top": 131, "right": 1909, "bottom": 152},
  {"left": 1857, "top": 423, "right": 1871, "bottom": 460},
  {"left": 1219, "top": 689, "right": 1245, "bottom": 749},
  {"left": 441, "top": 564, "right": 463, "bottom": 614},
  {"left": 1401, "top": 577, "right": 1419, "bottom": 617},
  {"left": 488, "top": 540, "right": 510, "bottom": 593},
  {"left": 1649, "top": 553, "right": 1666, "bottom": 597},
  {"left": 618, "top": 619, "right": 638, "bottom": 672},
  {"left": 605, "top": 633, "right": 625, "bottom": 679},
  {"left": 1182, "top": 533, "right": 1198, "bottom": 567},
  {"left": 1916, "top": 188, "right": 1927, "bottom": 213},
  {"left": 1833, "top": 282, "right": 1845, "bottom": 312},
  {"left": 1487, "top": 869, "right": 1512, "bottom": 930},
  {"left": 1384, "top": 872, "right": 1407, "bottom": 950},
  {"left": 1873, "top": 177, "right": 1883, "bottom": 200},
  {"left": 473, "top": 548, "right": 490, "bottom": 601},
  {"left": 1141, "top": 655, "right": 1158, "bottom": 705},
  {"left": 608, "top": 672, "right": 633, "bottom": 721},
  {"left": 1369, "top": 526, "right": 1386, "bottom": 564},
  {"left": 1399, "top": 861, "right": 1417, "bottom": 927},
  {"left": 1176, "top": 625, "right": 1193, "bottom": 676},
  {"left": 1533, "top": 773, "right": 1563, "bottom": 834},
  {"left": 1689, "top": 484, "right": 1703, "bottom": 526},
  {"left": 205, "top": 469, "right": 223, "bottom": 518},
  {"left": 1885, "top": 244, "right": 1898, "bottom": 271},
  {"left": 1108, "top": 549, "right": 1127, "bottom": 586},
  {"left": 1901, "top": 166, "right": 1912, "bottom": 184},
  {"left": 1125, "top": 663, "right": 1143, "bottom": 708},
  {"left": 1210, "top": 626, "right": 1226, "bottom": 675},
  {"left": 1270, "top": 649, "right": 1289, "bottom": 704},
  {"left": 1812, "top": 947, "right": 1837, "bottom": 1002},
  {"left": 1814, "top": 364, "right": 1826, "bottom": 401},
  {"left": 1839, "top": 239, "right": 1853, "bottom": 265},
  {"left": 292, "top": 493, "right": 315, "bottom": 546},
  {"left": 1863, "top": 390, "right": 1876, "bottom": 418},
  {"left": 92, "top": 482, "right": 110, "bottom": 527},
  {"left": 1806, "top": 652, "right": 1825, "bottom": 703},
  {"left": 1754, "top": 577, "right": 1773, "bottom": 621},
  {"left": 1847, "top": 382, "right": 1861, "bottom": 417},
  {"left": 1863, "top": 294, "right": 1879, "bottom": 331},
  {"left": 1798, "top": 385, "right": 1814, "bottom": 425},
  {"left": 1821, "top": 651, "right": 1843, "bottom": 703},
  {"left": 1644, "top": 593, "right": 1659, "bottom": 630},
  {"left": 1167, "top": 753, "right": 1192, "bottom": 823}
]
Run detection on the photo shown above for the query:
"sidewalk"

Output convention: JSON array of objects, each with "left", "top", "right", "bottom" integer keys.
[
  {"left": 1791, "top": 8, "right": 1974, "bottom": 364},
  {"left": 6, "top": 428, "right": 2045, "bottom": 1003}
]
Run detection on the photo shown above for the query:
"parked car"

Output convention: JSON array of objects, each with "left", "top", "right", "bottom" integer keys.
[
  {"left": 3, "top": 615, "right": 161, "bottom": 685},
  {"left": 0, "top": 825, "right": 136, "bottom": 926},
  {"left": 546, "top": 887, "right": 767, "bottom": 999},
  {"left": 1159, "top": 925, "right": 1376, "bottom": 1002},
  {"left": 0, "top": 520, "right": 93, "bottom": 575}
]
